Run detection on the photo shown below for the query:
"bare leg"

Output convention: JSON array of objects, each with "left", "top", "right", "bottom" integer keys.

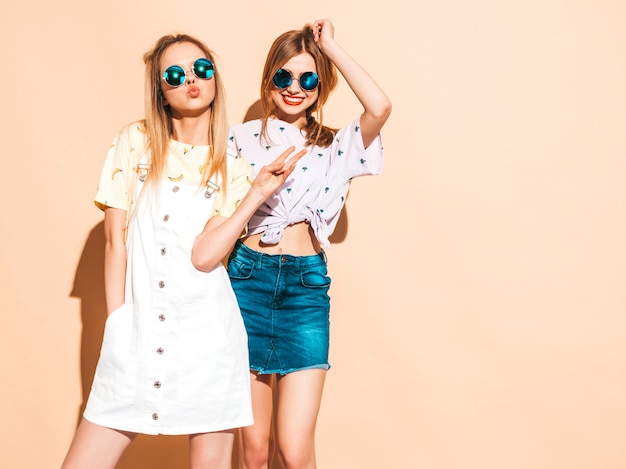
[
  {"left": 238, "top": 371, "right": 274, "bottom": 469},
  {"left": 274, "top": 369, "right": 326, "bottom": 469},
  {"left": 189, "top": 430, "right": 236, "bottom": 469},
  {"left": 61, "top": 418, "right": 135, "bottom": 469}
]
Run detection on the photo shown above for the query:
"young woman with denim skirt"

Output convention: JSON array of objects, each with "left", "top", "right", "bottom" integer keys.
[{"left": 223, "top": 19, "right": 392, "bottom": 468}]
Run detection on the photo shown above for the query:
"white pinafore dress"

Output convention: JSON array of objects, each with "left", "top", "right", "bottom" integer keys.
[{"left": 84, "top": 156, "right": 253, "bottom": 435}]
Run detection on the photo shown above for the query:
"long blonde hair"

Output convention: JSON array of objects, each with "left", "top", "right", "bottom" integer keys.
[
  {"left": 260, "top": 24, "right": 338, "bottom": 148},
  {"left": 142, "top": 34, "right": 228, "bottom": 189}
]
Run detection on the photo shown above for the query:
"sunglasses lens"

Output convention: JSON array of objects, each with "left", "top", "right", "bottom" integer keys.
[
  {"left": 272, "top": 69, "right": 292, "bottom": 89},
  {"left": 193, "top": 58, "right": 214, "bottom": 79},
  {"left": 163, "top": 65, "right": 186, "bottom": 87},
  {"left": 299, "top": 71, "right": 319, "bottom": 91}
]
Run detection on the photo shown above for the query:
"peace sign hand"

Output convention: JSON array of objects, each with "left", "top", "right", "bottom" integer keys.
[{"left": 250, "top": 146, "right": 307, "bottom": 200}]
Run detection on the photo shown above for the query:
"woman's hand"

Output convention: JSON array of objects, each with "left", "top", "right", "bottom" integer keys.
[
  {"left": 192, "top": 146, "right": 305, "bottom": 272},
  {"left": 311, "top": 19, "right": 335, "bottom": 50},
  {"left": 249, "top": 146, "right": 307, "bottom": 200}
]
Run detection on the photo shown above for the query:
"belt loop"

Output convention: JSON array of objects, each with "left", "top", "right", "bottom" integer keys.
[{"left": 320, "top": 249, "right": 327, "bottom": 264}]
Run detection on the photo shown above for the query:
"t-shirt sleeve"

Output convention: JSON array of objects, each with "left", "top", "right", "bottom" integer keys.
[
  {"left": 94, "top": 126, "right": 141, "bottom": 211},
  {"left": 331, "top": 117, "right": 384, "bottom": 180},
  {"left": 213, "top": 152, "right": 254, "bottom": 219}
]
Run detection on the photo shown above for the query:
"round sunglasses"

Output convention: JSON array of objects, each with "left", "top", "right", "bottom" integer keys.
[
  {"left": 272, "top": 69, "right": 319, "bottom": 91},
  {"left": 163, "top": 58, "right": 215, "bottom": 87}
]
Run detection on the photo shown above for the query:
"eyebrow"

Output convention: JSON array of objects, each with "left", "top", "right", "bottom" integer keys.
[{"left": 279, "top": 68, "right": 317, "bottom": 74}]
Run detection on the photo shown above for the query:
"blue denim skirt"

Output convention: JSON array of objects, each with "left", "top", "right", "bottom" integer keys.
[{"left": 227, "top": 240, "right": 331, "bottom": 375}]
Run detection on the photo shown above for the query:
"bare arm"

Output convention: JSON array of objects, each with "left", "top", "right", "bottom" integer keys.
[
  {"left": 103, "top": 207, "right": 127, "bottom": 316},
  {"left": 312, "top": 19, "right": 392, "bottom": 149},
  {"left": 192, "top": 147, "right": 306, "bottom": 272}
]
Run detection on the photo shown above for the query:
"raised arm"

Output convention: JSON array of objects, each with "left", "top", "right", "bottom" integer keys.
[
  {"left": 191, "top": 147, "right": 306, "bottom": 272},
  {"left": 312, "top": 19, "right": 392, "bottom": 148}
]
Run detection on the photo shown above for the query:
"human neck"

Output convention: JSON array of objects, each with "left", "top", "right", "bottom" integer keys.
[
  {"left": 171, "top": 114, "right": 211, "bottom": 146},
  {"left": 272, "top": 112, "right": 308, "bottom": 128}
]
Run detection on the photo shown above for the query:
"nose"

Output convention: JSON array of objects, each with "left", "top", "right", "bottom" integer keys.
[
  {"left": 185, "top": 71, "right": 196, "bottom": 85},
  {"left": 285, "top": 80, "right": 301, "bottom": 94}
]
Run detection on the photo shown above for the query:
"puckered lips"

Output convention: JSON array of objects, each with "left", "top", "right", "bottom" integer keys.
[{"left": 188, "top": 85, "right": 200, "bottom": 98}]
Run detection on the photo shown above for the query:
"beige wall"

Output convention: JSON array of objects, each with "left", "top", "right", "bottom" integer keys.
[{"left": 2, "top": 1, "right": 626, "bottom": 468}]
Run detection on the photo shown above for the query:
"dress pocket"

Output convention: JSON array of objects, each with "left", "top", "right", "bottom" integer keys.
[{"left": 90, "top": 303, "right": 137, "bottom": 403}]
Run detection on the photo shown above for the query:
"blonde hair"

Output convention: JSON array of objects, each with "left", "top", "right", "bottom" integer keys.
[
  {"left": 142, "top": 34, "right": 228, "bottom": 189},
  {"left": 260, "top": 24, "right": 338, "bottom": 147}
]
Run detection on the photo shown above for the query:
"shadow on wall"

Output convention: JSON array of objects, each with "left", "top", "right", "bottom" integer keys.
[{"left": 70, "top": 221, "right": 106, "bottom": 423}]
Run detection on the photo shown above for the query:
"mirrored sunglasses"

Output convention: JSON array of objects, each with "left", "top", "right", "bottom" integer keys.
[
  {"left": 272, "top": 68, "right": 319, "bottom": 91},
  {"left": 163, "top": 58, "right": 215, "bottom": 87}
]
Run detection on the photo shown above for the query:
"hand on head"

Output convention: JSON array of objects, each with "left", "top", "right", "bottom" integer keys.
[{"left": 311, "top": 19, "right": 334, "bottom": 46}]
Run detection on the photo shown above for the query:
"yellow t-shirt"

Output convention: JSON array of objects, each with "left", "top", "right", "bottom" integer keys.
[{"left": 94, "top": 121, "right": 253, "bottom": 220}]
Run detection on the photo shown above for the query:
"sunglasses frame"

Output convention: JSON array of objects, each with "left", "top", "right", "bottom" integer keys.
[
  {"left": 163, "top": 58, "right": 215, "bottom": 88},
  {"left": 272, "top": 68, "right": 320, "bottom": 92}
]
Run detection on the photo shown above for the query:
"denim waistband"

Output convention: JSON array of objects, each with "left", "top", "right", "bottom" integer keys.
[{"left": 232, "top": 240, "right": 327, "bottom": 268}]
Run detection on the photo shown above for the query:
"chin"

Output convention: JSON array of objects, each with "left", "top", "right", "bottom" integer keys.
[{"left": 276, "top": 106, "right": 306, "bottom": 119}]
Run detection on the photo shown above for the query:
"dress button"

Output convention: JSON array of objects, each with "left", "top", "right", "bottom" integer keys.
[
  {"left": 152, "top": 413, "right": 159, "bottom": 420},
  {"left": 158, "top": 314, "right": 166, "bottom": 322},
  {"left": 156, "top": 347, "right": 164, "bottom": 355},
  {"left": 160, "top": 247, "right": 167, "bottom": 256},
  {"left": 281, "top": 257, "right": 287, "bottom": 263},
  {"left": 163, "top": 214, "right": 169, "bottom": 222},
  {"left": 158, "top": 281, "right": 165, "bottom": 288},
  {"left": 172, "top": 186, "right": 179, "bottom": 193},
  {"left": 154, "top": 381, "right": 161, "bottom": 389}
]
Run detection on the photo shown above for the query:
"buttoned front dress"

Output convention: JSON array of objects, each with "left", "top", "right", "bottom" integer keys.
[{"left": 83, "top": 122, "right": 253, "bottom": 435}]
